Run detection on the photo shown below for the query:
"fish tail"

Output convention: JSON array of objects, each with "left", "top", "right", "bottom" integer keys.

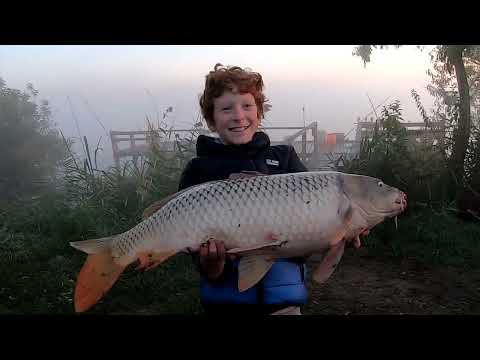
[{"left": 71, "top": 236, "right": 126, "bottom": 313}]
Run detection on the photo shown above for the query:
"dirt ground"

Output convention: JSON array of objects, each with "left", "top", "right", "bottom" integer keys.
[{"left": 302, "top": 248, "right": 480, "bottom": 315}]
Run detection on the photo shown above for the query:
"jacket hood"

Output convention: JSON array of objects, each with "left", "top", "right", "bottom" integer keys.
[{"left": 196, "top": 131, "right": 271, "bottom": 158}]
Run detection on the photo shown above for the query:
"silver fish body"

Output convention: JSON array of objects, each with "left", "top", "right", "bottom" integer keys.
[
  {"left": 70, "top": 171, "right": 407, "bottom": 312},
  {"left": 113, "top": 171, "right": 350, "bottom": 261}
]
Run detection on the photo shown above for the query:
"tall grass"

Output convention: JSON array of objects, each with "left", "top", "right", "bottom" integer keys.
[
  {"left": 361, "top": 206, "right": 480, "bottom": 268},
  {"left": 338, "top": 99, "right": 480, "bottom": 265},
  {"left": 1, "top": 111, "right": 479, "bottom": 314},
  {"left": 0, "top": 123, "right": 202, "bottom": 314},
  {"left": 340, "top": 100, "right": 453, "bottom": 206}
]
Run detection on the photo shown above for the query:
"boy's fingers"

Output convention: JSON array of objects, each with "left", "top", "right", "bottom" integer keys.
[
  {"left": 215, "top": 240, "right": 226, "bottom": 261},
  {"left": 199, "top": 242, "right": 208, "bottom": 259},
  {"left": 208, "top": 240, "right": 218, "bottom": 260}
]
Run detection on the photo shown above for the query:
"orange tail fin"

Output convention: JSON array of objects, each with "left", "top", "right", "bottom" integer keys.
[{"left": 74, "top": 251, "right": 125, "bottom": 313}]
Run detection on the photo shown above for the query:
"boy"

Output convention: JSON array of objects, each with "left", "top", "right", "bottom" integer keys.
[{"left": 178, "top": 63, "right": 309, "bottom": 315}]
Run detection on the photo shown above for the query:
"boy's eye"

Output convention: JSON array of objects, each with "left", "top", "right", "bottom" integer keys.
[{"left": 222, "top": 106, "right": 232, "bottom": 111}]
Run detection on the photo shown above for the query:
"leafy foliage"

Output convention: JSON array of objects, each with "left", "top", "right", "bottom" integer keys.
[
  {"left": 427, "top": 47, "right": 480, "bottom": 186},
  {"left": 0, "top": 79, "right": 66, "bottom": 203},
  {"left": 352, "top": 45, "right": 405, "bottom": 66},
  {"left": 341, "top": 100, "right": 451, "bottom": 205},
  {"left": 0, "top": 118, "right": 203, "bottom": 314},
  {"left": 353, "top": 45, "right": 480, "bottom": 204}
]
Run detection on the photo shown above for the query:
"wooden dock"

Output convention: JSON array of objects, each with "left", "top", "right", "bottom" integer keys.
[
  {"left": 109, "top": 119, "right": 443, "bottom": 171},
  {"left": 110, "top": 122, "right": 322, "bottom": 169}
]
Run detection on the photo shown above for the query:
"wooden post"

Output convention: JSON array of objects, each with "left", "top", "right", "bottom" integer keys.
[
  {"left": 311, "top": 122, "right": 318, "bottom": 166},
  {"left": 110, "top": 131, "right": 120, "bottom": 169},
  {"left": 301, "top": 132, "right": 307, "bottom": 162},
  {"left": 129, "top": 134, "right": 135, "bottom": 149}
]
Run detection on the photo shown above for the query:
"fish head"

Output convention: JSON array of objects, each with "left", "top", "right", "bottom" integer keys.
[{"left": 341, "top": 174, "right": 407, "bottom": 229}]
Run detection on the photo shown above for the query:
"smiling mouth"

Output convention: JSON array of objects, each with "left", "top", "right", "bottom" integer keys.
[{"left": 229, "top": 125, "right": 250, "bottom": 132}]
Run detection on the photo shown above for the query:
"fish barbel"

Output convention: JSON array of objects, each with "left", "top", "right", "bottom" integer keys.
[{"left": 70, "top": 171, "right": 407, "bottom": 312}]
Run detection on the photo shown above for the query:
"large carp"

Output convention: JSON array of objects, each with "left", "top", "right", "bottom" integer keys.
[{"left": 70, "top": 171, "right": 407, "bottom": 313}]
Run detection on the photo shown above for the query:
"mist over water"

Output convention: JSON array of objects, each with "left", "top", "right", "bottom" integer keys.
[{"left": 0, "top": 45, "right": 436, "bottom": 169}]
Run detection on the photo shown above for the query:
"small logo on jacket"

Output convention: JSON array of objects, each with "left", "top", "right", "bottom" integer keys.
[{"left": 266, "top": 159, "right": 279, "bottom": 166}]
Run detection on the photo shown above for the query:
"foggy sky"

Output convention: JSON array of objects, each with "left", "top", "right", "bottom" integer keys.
[{"left": 0, "top": 45, "right": 436, "bottom": 168}]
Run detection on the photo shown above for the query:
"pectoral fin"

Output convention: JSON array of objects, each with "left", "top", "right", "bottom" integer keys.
[
  {"left": 353, "top": 235, "right": 361, "bottom": 248},
  {"left": 312, "top": 239, "right": 346, "bottom": 284},
  {"left": 238, "top": 255, "right": 275, "bottom": 292}
]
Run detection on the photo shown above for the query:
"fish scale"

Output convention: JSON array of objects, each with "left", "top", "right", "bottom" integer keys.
[{"left": 111, "top": 172, "right": 343, "bottom": 261}]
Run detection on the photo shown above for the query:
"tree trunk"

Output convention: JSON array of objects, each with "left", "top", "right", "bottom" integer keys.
[{"left": 448, "top": 46, "right": 471, "bottom": 203}]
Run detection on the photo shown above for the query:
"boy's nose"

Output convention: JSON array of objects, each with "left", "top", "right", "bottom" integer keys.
[{"left": 232, "top": 106, "right": 245, "bottom": 120}]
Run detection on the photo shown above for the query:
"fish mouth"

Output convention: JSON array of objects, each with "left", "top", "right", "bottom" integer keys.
[
  {"left": 386, "top": 202, "right": 407, "bottom": 218},
  {"left": 381, "top": 191, "right": 407, "bottom": 218},
  {"left": 394, "top": 191, "right": 408, "bottom": 213},
  {"left": 391, "top": 193, "right": 407, "bottom": 230},
  {"left": 364, "top": 192, "right": 407, "bottom": 219},
  {"left": 229, "top": 124, "right": 251, "bottom": 132}
]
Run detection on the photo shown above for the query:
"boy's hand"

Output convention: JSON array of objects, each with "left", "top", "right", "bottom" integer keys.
[{"left": 199, "top": 239, "right": 237, "bottom": 280}]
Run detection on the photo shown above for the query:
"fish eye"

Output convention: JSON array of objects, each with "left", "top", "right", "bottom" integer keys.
[{"left": 377, "top": 181, "right": 384, "bottom": 187}]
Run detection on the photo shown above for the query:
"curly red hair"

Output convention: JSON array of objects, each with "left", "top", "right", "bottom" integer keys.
[{"left": 199, "top": 63, "right": 267, "bottom": 129}]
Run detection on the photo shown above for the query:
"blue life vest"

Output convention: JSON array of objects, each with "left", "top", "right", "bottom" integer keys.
[{"left": 200, "top": 258, "right": 309, "bottom": 306}]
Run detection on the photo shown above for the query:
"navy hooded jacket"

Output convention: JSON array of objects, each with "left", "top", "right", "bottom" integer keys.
[{"left": 178, "top": 131, "right": 309, "bottom": 314}]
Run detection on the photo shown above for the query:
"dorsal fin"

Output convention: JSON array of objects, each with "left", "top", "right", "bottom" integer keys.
[
  {"left": 142, "top": 179, "right": 221, "bottom": 219},
  {"left": 142, "top": 194, "right": 176, "bottom": 219},
  {"left": 143, "top": 171, "right": 266, "bottom": 219},
  {"left": 142, "top": 187, "right": 192, "bottom": 219},
  {"left": 228, "top": 171, "right": 267, "bottom": 180}
]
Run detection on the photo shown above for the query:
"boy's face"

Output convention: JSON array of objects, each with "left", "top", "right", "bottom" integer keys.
[{"left": 211, "top": 90, "right": 260, "bottom": 145}]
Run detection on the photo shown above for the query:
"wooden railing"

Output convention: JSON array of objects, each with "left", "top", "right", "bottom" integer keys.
[
  {"left": 110, "top": 122, "right": 320, "bottom": 168},
  {"left": 355, "top": 120, "right": 446, "bottom": 146},
  {"left": 110, "top": 129, "right": 199, "bottom": 168}
]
